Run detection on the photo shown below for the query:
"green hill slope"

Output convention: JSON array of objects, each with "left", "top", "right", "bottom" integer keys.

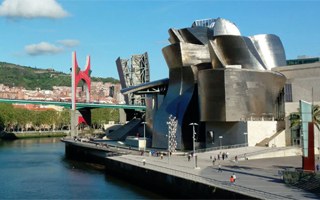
[{"left": 0, "top": 62, "right": 120, "bottom": 90}]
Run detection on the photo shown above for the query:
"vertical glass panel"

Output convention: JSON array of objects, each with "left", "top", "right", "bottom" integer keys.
[{"left": 300, "top": 100, "right": 312, "bottom": 157}]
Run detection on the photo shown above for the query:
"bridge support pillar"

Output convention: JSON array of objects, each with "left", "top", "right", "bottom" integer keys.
[
  {"left": 70, "top": 110, "right": 81, "bottom": 137},
  {"left": 70, "top": 110, "right": 76, "bottom": 137},
  {"left": 119, "top": 109, "right": 126, "bottom": 124}
]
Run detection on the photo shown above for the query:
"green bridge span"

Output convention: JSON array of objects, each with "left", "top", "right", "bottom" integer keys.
[{"left": 0, "top": 99, "right": 146, "bottom": 110}]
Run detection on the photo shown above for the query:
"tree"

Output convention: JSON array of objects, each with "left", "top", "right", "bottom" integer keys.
[
  {"left": 14, "top": 108, "right": 30, "bottom": 132},
  {"left": 0, "top": 103, "right": 15, "bottom": 131},
  {"left": 290, "top": 104, "right": 320, "bottom": 131},
  {"left": 91, "top": 108, "right": 120, "bottom": 130},
  {"left": 56, "top": 108, "right": 70, "bottom": 130},
  {"left": 43, "top": 110, "right": 58, "bottom": 131}
]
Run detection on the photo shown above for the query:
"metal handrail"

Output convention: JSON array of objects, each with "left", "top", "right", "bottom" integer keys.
[
  {"left": 233, "top": 146, "right": 299, "bottom": 161},
  {"left": 115, "top": 156, "right": 295, "bottom": 200},
  {"left": 194, "top": 143, "right": 248, "bottom": 153}
]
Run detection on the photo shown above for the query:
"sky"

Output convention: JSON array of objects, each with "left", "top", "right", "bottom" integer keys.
[{"left": 0, "top": 0, "right": 319, "bottom": 82}]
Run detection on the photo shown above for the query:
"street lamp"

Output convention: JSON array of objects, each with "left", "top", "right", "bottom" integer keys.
[
  {"left": 189, "top": 122, "right": 198, "bottom": 169},
  {"left": 244, "top": 132, "right": 247, "bottom": 152},
  {"left": 141, "top": 122, "right": 147, "bottom": 156},
  {"left": 219, "top": 136, "right": 223, "bottom": 149}
]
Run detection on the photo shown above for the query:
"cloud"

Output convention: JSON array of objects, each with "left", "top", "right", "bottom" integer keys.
[
  {"left": 0, "top": 0, "right": 70, "bottom": 19},
  {"left": 25, "top": 42, "right": 64, "bottom": 56},
  {"left": 56, "top": 39, "right": 80, "bottom": 47}
]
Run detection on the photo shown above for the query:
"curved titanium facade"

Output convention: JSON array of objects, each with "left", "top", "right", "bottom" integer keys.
[
  {"left": 248, "top": 34, "right": 287, "bottom": 70},
  {"left": 209, "top": 36, "right": 266, "bottom": 70},
  {"left": 213, "top": 18, "right": 241, "bottom": 36},
  {"left": 139, "top": 17, "right": 287, "bottom": 150},
  {"left": 198, "top": 68, "right": 286, "bottom": 122}
]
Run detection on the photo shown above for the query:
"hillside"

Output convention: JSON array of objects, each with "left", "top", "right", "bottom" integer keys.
[{"left": 0, "top": 62, "right": 120, "bottom": 90}]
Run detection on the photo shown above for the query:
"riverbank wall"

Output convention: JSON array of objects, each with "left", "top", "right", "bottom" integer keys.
[
  {"left": 104, "top": 158, "right": 252, "bottom": 199},
  {"left": 63, "top": 140, "right": 253, "bottom": 199},
  {"left": 0, "top": 131, "right": 68, "bottom": 140}
]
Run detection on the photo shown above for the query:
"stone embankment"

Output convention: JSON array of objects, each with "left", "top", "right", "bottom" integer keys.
[{"left": 0, "top": 131, "right": 68, "bottom": 140}]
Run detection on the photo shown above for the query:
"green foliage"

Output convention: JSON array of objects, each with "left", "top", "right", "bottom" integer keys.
[
  {"left": 0, "top": 62, "right": 120, "bottom": 90},
  {"left": 56, "top": 108, "right": 71, "bottom": 130},
  {"left": 290, "top": 104, "right": 320, "bottom": 131},
  {"left": 91, "top": 108, "right": 119, "bottom": 129},
  {"left": 0, "top": 103, "right": 119, "bottom": 132}
]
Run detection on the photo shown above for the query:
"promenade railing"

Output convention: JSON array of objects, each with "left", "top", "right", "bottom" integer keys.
[
  {"left": 115, "top": 156, "right": 295, "bottom": 200},
  {"left": 195, "top": 143, "right": 247, "bottom": 153}
]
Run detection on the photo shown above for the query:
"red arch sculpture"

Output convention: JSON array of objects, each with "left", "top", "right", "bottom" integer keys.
[{"left": 71, "top": 51, "right": 91, "bottom": 110}]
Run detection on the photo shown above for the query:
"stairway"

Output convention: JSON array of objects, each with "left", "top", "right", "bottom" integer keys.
[
  {"left": 256, "top": 129, "right": 285, "bottom": 147},
  {"left": 107, "top": 118, "right": 142, "bottom": 141}
]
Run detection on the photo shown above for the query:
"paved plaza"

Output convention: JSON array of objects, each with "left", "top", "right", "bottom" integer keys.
[
  {"left": 110, "top": 146, "right": 320, "bottom": 199},
  {"left": 62, "top": 138, "right": 320, "bottom": 199}
]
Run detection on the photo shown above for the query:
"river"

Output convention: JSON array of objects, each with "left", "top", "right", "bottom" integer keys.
[{"left": 0, "top": 138, "right": 166, "bottom": 199}]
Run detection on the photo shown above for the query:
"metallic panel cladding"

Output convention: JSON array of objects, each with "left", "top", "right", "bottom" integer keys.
[
  {"left": 213, "top": 18, "right": 241, "bottom": 36},
  {"left": 122, "top": 17, "right": 288, "bottom": 150},
  {"left": 152, "top": 66, "right": 198, "bottom": 149},
  {"left": 209, "top": 36, "right": 267, "bottom": 70},
  {"left": 248, "top": 34, "right": 287, "bottom": 70},
  {"left": 162, "top": 43, "right": 210, "bottom": 68},
  {"left": 116, "top": 57, "right": 130, "bottom": 104},
  {"left": 198, "top": 69, "right": 286, "bottom": 122}
]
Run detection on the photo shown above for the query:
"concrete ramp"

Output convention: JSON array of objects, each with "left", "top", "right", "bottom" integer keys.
[
  {"left": 256, "top": 128, "right": 285, "bottom": 147},
  {"left": 107, "top": 118, "right": 142, "bottom": 141}
]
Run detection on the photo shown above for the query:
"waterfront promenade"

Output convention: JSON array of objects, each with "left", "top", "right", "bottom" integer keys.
[{"left": 62, "top": 138, "right": 319, "bottom": 199}]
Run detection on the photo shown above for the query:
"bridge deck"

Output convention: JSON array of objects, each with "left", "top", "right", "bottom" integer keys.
[{"left": 0, "top": 99, "right": 146, "bottom": 110}]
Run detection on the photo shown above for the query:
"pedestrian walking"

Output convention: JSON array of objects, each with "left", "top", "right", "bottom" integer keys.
[
  {"left": 278, "top": 170, "right": 282, "bottom": 179},
  {"left": 161, "top": 153, "right": 163, "bottom": 159},
  {"left": 143, "top": 158, "right": 146, "bottom": 166},
  {"left": 235, "top": 156, "right": 238, "bottom": 162},
  {"left": 188, "top": 154, "right": 191, "bottom": 161},
  {"left": 214, "top": 156, "right": 216, "bottom": 161},
  {"left": 212, "top": 160, "right": 215, "bottom": 169},
  {"left": 317, "top": 164, "right": 319, "bottom": 171},
  {"left": 233, "top": 173, "right": 236, "bottom": 183},
  {"left": 226, "top": 152, "right": 229, "bottom": 158},
  {"left": 210, "top": 155, "right": 212, "bottom": 162},
  {"left": 230, "top": 176, "right": 234, "bottom": 184},
  {"left": 218, "top": 163, "right": 222, "bottom": 172},
  {"left": 222, "top": 154, "right": 225, "bottom": 160},
  {"left": 218, "top": 154, "right": 220, "bottom": 160}
]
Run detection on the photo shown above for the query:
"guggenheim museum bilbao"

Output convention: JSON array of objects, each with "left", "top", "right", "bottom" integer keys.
[{"left": 121, "top": 17, "right": 318, "bottom": 150}]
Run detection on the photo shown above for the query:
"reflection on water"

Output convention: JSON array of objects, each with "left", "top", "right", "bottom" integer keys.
[{"left": 0, "top": 138, "right": 165, "bottom": 199}]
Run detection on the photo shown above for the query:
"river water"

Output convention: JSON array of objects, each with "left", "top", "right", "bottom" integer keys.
[{"left": 0, "top": 138, "right": 166, "bottom": 199}]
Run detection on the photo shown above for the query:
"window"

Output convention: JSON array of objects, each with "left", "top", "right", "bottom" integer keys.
[{"left": 285, "top": 84, "right": 292, "bottom": 102}]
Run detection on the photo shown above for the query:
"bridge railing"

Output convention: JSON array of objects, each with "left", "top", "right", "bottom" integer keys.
[{"left": 115, "top": 156, "right": 294, "bottom": 200}]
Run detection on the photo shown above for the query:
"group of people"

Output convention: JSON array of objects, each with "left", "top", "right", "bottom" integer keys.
[
  {"left": 210, "top": 152, "right": 229, "bottom": 162},
  {"left": 139, "top": 150, "right": 165, "bottom": 159}
]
